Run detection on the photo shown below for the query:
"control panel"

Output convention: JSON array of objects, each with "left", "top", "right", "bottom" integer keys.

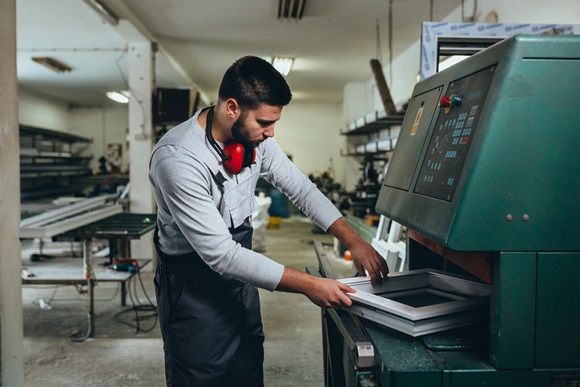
[
  {"left": 376, "top": 35, "right": 580, "bottom": 251},
  {"left": 414, "top": 66, "right": 495, "bottom": 201}
]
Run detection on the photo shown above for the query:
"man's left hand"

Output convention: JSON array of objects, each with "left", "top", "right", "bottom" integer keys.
[{"left": 349, "top": 239, "right": 389, "bottom": 286}]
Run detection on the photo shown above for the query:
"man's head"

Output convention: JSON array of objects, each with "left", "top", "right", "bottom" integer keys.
[
  {"left": 218, "top": 56, "right": 292, "bottom": 109},
  {"left": 217, "top": 56, "right": 293, "bottom": 149}
]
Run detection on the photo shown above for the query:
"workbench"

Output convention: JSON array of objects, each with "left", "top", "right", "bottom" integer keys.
[
  {"left": 22, "top": 257, "right": 151, "bottom": 339},
  {"left": 23, "top": 212, "right": 156, "bottom": 339},
  {"left": 55, "top": 213, "right": 156, "bottom": 264}
]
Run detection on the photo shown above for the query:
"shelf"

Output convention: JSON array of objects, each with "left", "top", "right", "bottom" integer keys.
[
  {"left": 341, "top": 111, "right": 405, "bottom": 136},
  {"left": 19, "top": 125, "right": 94, "bottom": 201},
  {"left": 20, "top": 148, "right": 92, "bottom": 160},
  {"left": 19, "top": 125, "right": 92, "bottom": 143},
  {"left": 341, "top": 136, "right": 397, "bottom": 158}
]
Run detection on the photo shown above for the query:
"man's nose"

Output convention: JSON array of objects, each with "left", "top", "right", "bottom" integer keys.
[{"left": 263, "top": 127, "right": 275, "bottom": 138}]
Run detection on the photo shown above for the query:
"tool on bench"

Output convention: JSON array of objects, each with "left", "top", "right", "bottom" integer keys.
[{"left": 110, "top": 258, "right": 138, "bottom": 272}]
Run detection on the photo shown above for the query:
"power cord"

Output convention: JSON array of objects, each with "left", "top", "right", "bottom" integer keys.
[{"left": 112, "top": 263, "right": 158, "bottom": 334}]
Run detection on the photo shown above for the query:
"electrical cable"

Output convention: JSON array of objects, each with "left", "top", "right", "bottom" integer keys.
[
  {"left": 388, "top": 0, "right": 394, "bottom": 87},
  {"left": 112, "top": 262, "right": 158, "bottom": 334},
  {"left": 114, "top": 50, "right": 148, "bottom": 137}
]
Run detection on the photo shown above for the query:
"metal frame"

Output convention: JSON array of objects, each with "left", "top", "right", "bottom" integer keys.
[
  {"left": 420, "top": 22, "right": 577, "bottom": 80},
  {"left": 340, "top": 269, "right": 490, "bottom": 336},
  {"left": 19, "top": 195, "right": 122, "bottom": 238}
]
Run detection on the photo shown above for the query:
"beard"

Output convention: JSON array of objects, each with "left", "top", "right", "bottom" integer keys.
[{"left": 231, "top": 114, "right": 261, "bottom": 149}]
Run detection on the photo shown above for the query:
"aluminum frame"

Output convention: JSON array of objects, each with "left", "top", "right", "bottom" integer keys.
[{"left": 340, "top": 269, "right": 490, "bottom": 336}]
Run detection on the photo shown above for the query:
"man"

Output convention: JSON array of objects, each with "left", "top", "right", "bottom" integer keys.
[{"left": 149, "top": 56, "right": 388, "bottom": 387}]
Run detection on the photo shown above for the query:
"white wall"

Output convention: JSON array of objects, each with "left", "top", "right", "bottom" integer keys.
[
  {"left": 451, "top": 0, "right": 580, "bottom": 24},
  {"left": 276, "top": 102, "right": 346, "bottom": 186},
  {"left": 69, "top": 107, "right": 129, "bottom": 172},
  {"left": 341, "top": 0, "right": 580, "bottom": 189},
  {"left": 347, "top": 0, "right": 580, "bottom": 120},
  {"left": 18, "top": 87, "right": 130, "bottom": 173},
  {"left": 18, "top": 86, "right": 70, "bottom": 131}
]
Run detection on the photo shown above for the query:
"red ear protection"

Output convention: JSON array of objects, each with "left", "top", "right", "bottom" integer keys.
[
  {"left": 223, "top": 142, "right": 256, "bottom": 174},
  {"left": 205, "top": 105, "right": 256, "bottom": 175}
]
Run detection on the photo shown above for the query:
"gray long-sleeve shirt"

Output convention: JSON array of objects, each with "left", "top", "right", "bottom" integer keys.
[{"left": 149, "top": 109, "right": 342, "bottom": 291}]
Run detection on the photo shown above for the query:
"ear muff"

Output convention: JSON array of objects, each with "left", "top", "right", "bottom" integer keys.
[
  {"left": 205, "top": 105, "right": 256, "bottom": 175},
  {"left": 223, "top": 143, "right": 256, "bottom": 174}
]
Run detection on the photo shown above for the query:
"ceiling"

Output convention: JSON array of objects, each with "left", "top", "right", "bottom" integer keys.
[{"left": 16, "top": 0, "right": 460, "bottom": 108}]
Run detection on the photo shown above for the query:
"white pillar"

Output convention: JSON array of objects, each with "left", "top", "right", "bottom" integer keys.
[
  {"left": 116, "top": 21, "right": 155, "bottom": 259},
  {"left": 0, "top": 0, "right": 24, "bottom": 385}
]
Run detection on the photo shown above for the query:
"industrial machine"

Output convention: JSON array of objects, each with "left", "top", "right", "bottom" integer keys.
[{"left": 315, "top": 35, "right": 580, "bottom": 386}]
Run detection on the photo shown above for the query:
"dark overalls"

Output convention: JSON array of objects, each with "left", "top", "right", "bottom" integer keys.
[{"left": 154, "top": 218, "right": 264, "bottom": 387}]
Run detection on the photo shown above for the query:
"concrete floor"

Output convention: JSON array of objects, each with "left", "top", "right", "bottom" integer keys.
[{"left": 21, "top": 217, "right": 355, "bottom": 386}]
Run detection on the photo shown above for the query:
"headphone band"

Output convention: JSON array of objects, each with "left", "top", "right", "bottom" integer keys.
[{"left": 205, "top": 106, "right": 228, "bottom": 161}]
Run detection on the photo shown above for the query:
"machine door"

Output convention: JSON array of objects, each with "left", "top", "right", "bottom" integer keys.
[{"left": 384, "top": 86, "right": 443, "bottom": 191}]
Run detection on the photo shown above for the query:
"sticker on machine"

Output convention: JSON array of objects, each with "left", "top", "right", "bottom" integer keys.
[{"left": 411, "top": 106, "right": 424, "bottom": 136}]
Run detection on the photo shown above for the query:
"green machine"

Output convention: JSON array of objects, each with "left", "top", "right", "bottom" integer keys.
[{"left": 316, "top": 35, "right": 580, "bottom": 386}]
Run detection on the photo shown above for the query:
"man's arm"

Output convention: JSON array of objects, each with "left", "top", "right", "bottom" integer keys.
[
  {"left": 328, "top": 217, "right": 389, "bottom": 285},
  {"left": 275, "top": 266, "right": 355, "bottom": 309}
]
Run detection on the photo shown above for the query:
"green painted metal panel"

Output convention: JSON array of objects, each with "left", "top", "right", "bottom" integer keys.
[
  {"left": 536, "top": 253, "right": 580, "bottom": 368},
  {"left": 363, "top": 323, "right": 441, "bottom": 387},
  {"left": 376, "top": 35, "right": 580, "bottom": 252},
  {"left": 489, "top": 253, "right": 536, "bottom": 369},
  {"left": 450, "top": 52, "right": 580, "bottom": 251},
  {"left": 344, "top": 215, "right": 377, "bottom": 245},
  {"left": 449, "top": 370, "right": 550, "bottom": 386}
]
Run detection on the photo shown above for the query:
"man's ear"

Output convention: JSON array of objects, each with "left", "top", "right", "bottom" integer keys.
[{"left": 224, "top": 98, "right": 241, "bottom": 120}]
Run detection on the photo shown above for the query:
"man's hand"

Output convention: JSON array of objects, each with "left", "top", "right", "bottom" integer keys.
[
  {"left": 276, "top": 267, "right": 355, "bottom": 309},
  {"left": 348, "top": 239, "right": 389, "bottom": 286},
  {"left": 303, "top": 277, "right": 355, "bottom": 309},
  {"left": 328, "top": 217, "right": 389, "bottom": 286}
]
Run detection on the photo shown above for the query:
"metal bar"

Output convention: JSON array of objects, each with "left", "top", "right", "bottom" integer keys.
[
  {"left": 20, "top": 196, "right": 113, "bottom": 228},
  {"left": 370, "top": 59, "right": 398, "bottom": 116},
  {"left": 313, "top": 241, "right": 337, "bottom": 280},
  {"left": 88, "top": 278, "right": 95, "bottom": 338},
  {"left": 20, "top": 205, "right": 123, "bottom": 239},
  {"left": 311, "top": 247, "right": 376, "bottom": 370}
]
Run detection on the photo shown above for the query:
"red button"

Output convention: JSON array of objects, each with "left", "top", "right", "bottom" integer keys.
[{"left": 440, "top": 95, "right": 450, "bottom": 107}]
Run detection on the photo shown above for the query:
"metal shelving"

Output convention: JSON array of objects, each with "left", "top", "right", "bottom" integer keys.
[
  {"left": 20, "top": 125, "right": 93, "bottom": 200},
  {"left": 340, "top": 110, "right": 405, "bottom": 157}
]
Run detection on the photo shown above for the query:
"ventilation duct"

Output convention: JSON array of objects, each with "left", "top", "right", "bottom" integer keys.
[{"left": 278, "top": 0, "right": 307, "bottom": 21}]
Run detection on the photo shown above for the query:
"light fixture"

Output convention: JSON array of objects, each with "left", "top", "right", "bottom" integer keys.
[
  {"left": 278, "top": 0, "right": 307, "bottom": 21},
  {"left": 106, "top": 91, "right": 130, "bottom": 104},
  {"left": 272, "top": 57, "right": 294, "bottom": 76},
  {"left": 31, "top": 57, "right": 73, "bottom": 73}
]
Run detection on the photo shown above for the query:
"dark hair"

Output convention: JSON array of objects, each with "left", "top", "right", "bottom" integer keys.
[{"left": 218, "top": 56, "right": 292, "bottom": 109}]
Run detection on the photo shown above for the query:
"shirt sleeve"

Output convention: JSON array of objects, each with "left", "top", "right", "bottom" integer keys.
[
  {"left": 259, "top": 138, "right": 342, "bottom": 231},
  {"left": 151, "top": 147, "right": 284, "bottom": 291}
]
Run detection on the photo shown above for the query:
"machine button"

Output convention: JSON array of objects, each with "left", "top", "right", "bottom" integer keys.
[
  {"left": 450, "top": 94, "right": 462, "bottom": 106},
  {"left": 440, "top": 94, "right": 462, "bottom": 108}
]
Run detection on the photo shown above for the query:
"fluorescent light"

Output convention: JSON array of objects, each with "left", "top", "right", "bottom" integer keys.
[
  {"left": 272, "top": 57, "right": 294, "bottom": 76},
  {"left": 106, "top": 91, "right": 130, "bottom": 104},
  {"left": 31, "top": 57, "right": 73, "bottom": 73}
]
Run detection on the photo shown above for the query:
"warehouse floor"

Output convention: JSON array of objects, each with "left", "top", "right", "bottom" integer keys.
[{"left": 21, "top": 217, "right": 355, "bottom": 386}]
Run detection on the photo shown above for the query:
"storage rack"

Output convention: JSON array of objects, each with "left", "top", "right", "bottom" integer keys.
[
  {"left": 19, "top": 125, "right": 93, "bottom": 200},
  {"left": 340, "top": 110, "right": 404, "bottom": 157}
]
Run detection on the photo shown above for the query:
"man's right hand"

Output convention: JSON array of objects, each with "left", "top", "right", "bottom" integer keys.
[{"left": 275, "top": 267, "right": 355, "bottom": 309}]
